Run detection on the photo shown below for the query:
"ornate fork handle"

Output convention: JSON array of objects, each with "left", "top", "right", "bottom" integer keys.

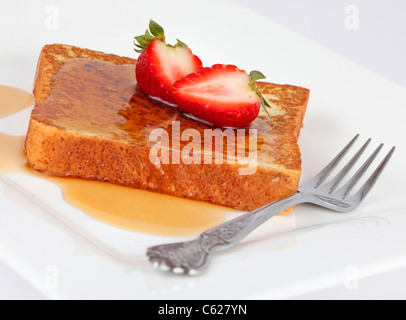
[
  {"left": 148, "top": 193, "right": 305, "bottom": 274},
  {"left": 199, "top": 193, "right": 304, "bottom": 251}
]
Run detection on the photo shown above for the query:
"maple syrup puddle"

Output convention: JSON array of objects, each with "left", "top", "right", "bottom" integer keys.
[
  {"left": 0, "top": 86, "right": 234, "bottom": 237},
  {"left": 0, "top": 85, "right": 35, "bottom": 118}
]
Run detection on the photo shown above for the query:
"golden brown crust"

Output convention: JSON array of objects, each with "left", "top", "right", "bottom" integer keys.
[{"left": 25, "top": 44, "right": 309, "bottom": 212}]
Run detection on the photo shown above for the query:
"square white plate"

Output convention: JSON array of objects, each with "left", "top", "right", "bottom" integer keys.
[{"left": 1, "top": 0, "right": 405, "bottom": 299}]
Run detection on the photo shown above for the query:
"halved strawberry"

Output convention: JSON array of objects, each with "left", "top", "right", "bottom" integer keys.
[
  {"left": 134, "top": 20, "right": 203, "bottom": 104},
  {"left": 172, "top": 64, "right": 271, "bottom": 128}
]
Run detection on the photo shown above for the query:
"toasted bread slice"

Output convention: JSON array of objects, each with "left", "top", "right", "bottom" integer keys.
[{"left": 25, "top": 44, "right": 309, "bottom": 211}]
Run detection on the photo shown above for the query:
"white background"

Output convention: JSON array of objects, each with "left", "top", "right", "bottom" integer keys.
[
  {"left": 234, "top": 0, "right": 406, "bottom": 89},
  {"left": 0, "top": 0, "right": 405, "bottom": 300}
]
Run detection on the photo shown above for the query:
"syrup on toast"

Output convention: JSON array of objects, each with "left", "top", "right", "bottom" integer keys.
[{"left": 25, "top": 44, "right": 309, "bottom": 211}]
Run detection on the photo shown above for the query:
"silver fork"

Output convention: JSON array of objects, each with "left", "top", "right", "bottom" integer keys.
[{"left": 147, "top": 135, "right": 395, "bottom": 275}]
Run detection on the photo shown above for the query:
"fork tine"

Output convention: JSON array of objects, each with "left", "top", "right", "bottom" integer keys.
[
  {"left": 351, "top": 146, "right": 395, "bottom": 202},
  {"left": 309, "top": 134, "right": 359, "bottom": 188},
  {"left": 338, "top": 143, "right": 384, "bottom": 199},
  {"left": 325, "top": 138, "right": 371, "bottom": 194}
]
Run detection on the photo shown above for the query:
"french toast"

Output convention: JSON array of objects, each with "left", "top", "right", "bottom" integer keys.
[{"left": 25, "top": 44, "right": 309, "bottom": 212}]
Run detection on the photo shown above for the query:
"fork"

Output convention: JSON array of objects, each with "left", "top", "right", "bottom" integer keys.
[{"left": 147, "top": 135, "right": 395, "bottom": 275}]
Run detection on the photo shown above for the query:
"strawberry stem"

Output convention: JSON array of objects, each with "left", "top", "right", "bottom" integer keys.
[{"left": 249, "top": 70, "right": 272, "bottom": 119}]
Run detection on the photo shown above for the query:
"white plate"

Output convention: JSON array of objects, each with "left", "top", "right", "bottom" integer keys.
[{"left": 1, "top": 0, "right": 405, "bottom": 299}]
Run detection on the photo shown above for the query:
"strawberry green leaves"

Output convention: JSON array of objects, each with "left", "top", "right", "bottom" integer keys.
[
  {"left": 249, "top": 70, "right": 266, "bottom": 81},
  {"left": 134, "top": 20, "right": 165, "bottom": 53},
  {"left": 149, "top": 20, "right": 165, "bottom": 38},
  {"left": 134, "top": 20, "right": 187, "bottom": 53},
  {"left": 176, "top": 39, "right": 188, "bottom": 47}
]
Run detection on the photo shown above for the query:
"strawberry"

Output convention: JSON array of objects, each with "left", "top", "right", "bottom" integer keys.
[
  {"left": 172, "top": 64, "right": 271, "bottom": 128},
  {"left": 134, "top": 20, "right": 203, "bottom": 104}
]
